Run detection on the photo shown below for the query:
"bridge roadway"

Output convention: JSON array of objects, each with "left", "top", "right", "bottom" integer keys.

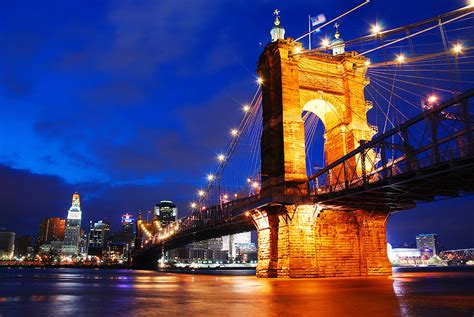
[{"left": 133, "top": 89, "right": 474, "bottom": 265}]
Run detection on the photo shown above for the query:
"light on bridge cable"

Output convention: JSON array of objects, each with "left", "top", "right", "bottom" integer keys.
[
  {"left": 198, "top": 190, "right": 205, "bottom": 197},
  {"left": 207, "top": 174, "right": 215, "bottom": 181},
  {"left": 396, "top": 54, "right": 406, "bottom": 63},
  {"left": 230, "top": 129, "right": 239, "bottom": 137},
  {"left": 257, "top": 77, "right": 264, "bottom": 85},
  {"left": 190, "top": 202, "right": 197, "bottom": 209},
  {"left": 370, "top": 24, "right": 382, "bottom": 35},
  {"left": 452, "top": 43, "right": 463, "bottom": 55},
  {"left": 217, "top": 154, "right": 226, "bottom": 162},
  {"left": 242, "top": 104, "right": 251, "bottom": 113}
]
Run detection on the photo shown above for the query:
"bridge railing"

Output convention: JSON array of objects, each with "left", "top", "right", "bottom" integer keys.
[
  {"left": 308, "top": 89, "right": 474, "bottom": 196},
  {"left": 148, "top": 194, "right": 261, "bottom": 246}
]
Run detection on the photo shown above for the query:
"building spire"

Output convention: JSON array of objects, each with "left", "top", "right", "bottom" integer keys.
[{"left": 270, "top": 9, "right": 285, "bottom": 42}]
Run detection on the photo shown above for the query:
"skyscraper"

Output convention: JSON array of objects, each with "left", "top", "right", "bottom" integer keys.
[
  {"left": 121, "top": 214, "right": 135, "bottom": 234},
  {"left": 87, "top": 220, "right": 110, "bottom": 256},
  {"left": 154, "top": 201, "right": 178, "bottom": 228},
  {"left": 62, "top": 192, "right": 82, "bottom": 255},
  {"left": 222, "top": 232, "right": 252, "bottom": 259},
  {"left": 36, "top": 217, "right": 65, "bottom": 250}
]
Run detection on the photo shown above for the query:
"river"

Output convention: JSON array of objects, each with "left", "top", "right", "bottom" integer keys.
[{"left": 0, "top": 267, "right": 473, "bottom": 316}]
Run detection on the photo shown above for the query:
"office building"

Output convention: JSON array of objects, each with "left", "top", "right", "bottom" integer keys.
[
  {"left": 14, "top": 235, "right": 32, "bottom": 257},
  {"left": 121, "top": 214, "right": 135, "bottom": 234},
  {"left": 416, "top": 233, "right": 439, "bottom": 256},
  {"left": 87, "top": 220, "right": 111, "bottom": 256},
  {"left": 222, "top": 232, "right": 252, "bottom": 259},
  {"left": 0, "top": 230, "right": 15, "bottom": 259},
  {"left": 154, "top": 201, "right": 178, "bottom": 228},
  {"left": 36, "top": 217, "right": 65, "bottom": 250},
  {"left": 62, "top": 192, "right": 82, "bottom": 255}
]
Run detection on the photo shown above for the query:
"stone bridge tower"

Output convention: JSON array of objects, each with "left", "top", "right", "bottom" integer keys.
[{"left": 253, "top": 18, "right": 391, "bottom": 278}]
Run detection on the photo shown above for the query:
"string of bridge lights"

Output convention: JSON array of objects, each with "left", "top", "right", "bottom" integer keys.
[{"left": 189, "top": 77, "right": 264, "bottom": 212}]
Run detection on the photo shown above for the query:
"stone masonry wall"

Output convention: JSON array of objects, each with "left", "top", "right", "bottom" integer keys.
[{"left": 256, "top": 206, "right": 392, "bottom": 278}]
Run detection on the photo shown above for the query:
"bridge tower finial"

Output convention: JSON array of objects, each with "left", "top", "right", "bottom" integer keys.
[
  {"left": 270, "top": 9, "right": 285, "bottom": 42},
  {"left": 331, "top": 22, "right": 345, "bottom": 55}
]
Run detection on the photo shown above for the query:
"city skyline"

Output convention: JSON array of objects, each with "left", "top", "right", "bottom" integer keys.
[{"left": 1, "top": 0, "right": 473, "bottom": 250}]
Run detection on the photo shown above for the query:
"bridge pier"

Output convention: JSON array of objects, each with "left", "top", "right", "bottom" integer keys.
[{"left": 254, "top": 206, "right": 391, "bottom": 278}]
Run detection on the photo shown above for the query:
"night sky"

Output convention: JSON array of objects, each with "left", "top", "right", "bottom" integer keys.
[{"left": 1, "top": 0, "right": 473, "bottom": 249}]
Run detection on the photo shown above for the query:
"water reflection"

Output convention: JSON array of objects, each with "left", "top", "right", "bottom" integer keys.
[{"left": 0, "top": 268, "right": 473, "bottom": 316}]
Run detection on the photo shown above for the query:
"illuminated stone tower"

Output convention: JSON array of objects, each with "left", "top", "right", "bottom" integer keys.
[
  {"left": 252, "top": 16, "right": 390, "bottom": 278},
  {"left": 62, "top": 192, "right": 82, "bottom": 255}
]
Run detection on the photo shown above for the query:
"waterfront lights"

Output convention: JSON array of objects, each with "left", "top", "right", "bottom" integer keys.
[
  {"left": 230, "top": 129, "right": 239, "bottom": 137},
  {"left": 207, "top": 173, "right": 215, "bottom": 181},
  {"left": 242, "top": 104, "right": 251, "bottom": 113},
  {"left": 371, "top": 24, "right": 382, "bottom": 35},
  {"left": 452, "top": 43, "right": 463, "bottom": 55},
  {"left": 396, "top": 54, "right": 406, "bottom": 63},
  {"left": 321, "top": 38, "right": 330, "bottom": 48},
  {"left": 257, "top": 77, "right": 264, "bottom": 85},
  {"left": 217, "top": 154, "right": 226, "bottom": 162},
  {"left": 198, "top": 190, "right": 205, "bottom": 197}
]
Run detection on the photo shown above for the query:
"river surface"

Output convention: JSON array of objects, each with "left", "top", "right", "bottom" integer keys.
[{"left": 0, "top": 267, "right": 473, "bottom": 316}]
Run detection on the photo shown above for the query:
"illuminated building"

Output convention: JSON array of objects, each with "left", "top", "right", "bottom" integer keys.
[
  {"left": 62, "top": 192, "right": 82, "bottom": 255},
  {"left": 122, "top": 214, "right": 135, "bottom": 234},
  {"left": 0, "top": 230, "right": 15, "bottom": 260},
  {"left": 87, "top": 220, "right": 110, "bottom": 256},
  {"left": 154, "top": 201, "right": 178, "bottom": 228},
  {"left": 416, "top": 233, "right": 439, "bottom": 256},
  {"left": 35, "top": 217, "right": 65, "bottom": 251},
  {"left": 222, "top": 232, "right": 252, "bottom": 260}
]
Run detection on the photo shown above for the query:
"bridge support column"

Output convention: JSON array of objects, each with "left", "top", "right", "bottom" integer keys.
[{"left": 253, "top": 206, "right": 391, "bottom": 278}]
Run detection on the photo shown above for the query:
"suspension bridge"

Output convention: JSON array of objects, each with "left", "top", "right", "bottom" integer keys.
[{"left": 133, "top": 2, "right": 474, "bottom": 278}]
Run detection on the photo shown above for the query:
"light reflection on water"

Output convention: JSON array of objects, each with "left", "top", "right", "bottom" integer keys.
[{"left": 0, "top": 268, "right": 473, "bottom": 316}]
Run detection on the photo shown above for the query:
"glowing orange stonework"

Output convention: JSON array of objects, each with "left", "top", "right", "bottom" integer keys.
[{"left": 254, "top": 39, "right": 391, "bottom": 278}]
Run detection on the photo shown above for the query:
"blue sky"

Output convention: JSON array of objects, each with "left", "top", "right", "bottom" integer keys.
[{"left": 1, "top": 0, "right": 473, "bottom": 249}]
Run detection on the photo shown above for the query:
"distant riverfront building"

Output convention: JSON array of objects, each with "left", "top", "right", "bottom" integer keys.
[
  {"left": 154, "top": 201, "right": 178, "bottom": 228},
  {"left": 62, "top": 192, "right": 82, "bottom": 255},
  {"left": 35, "top": 217, "right": 65, "bottom": 251},
  {"left": 87, "top": 220, "right": 110, "bottom": 256},
  {"left": 0, "top": 230, "right": 15, "bottom": 259},
  {"left": 416, "top": 233, "right": 439, "bottom": 256}
]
